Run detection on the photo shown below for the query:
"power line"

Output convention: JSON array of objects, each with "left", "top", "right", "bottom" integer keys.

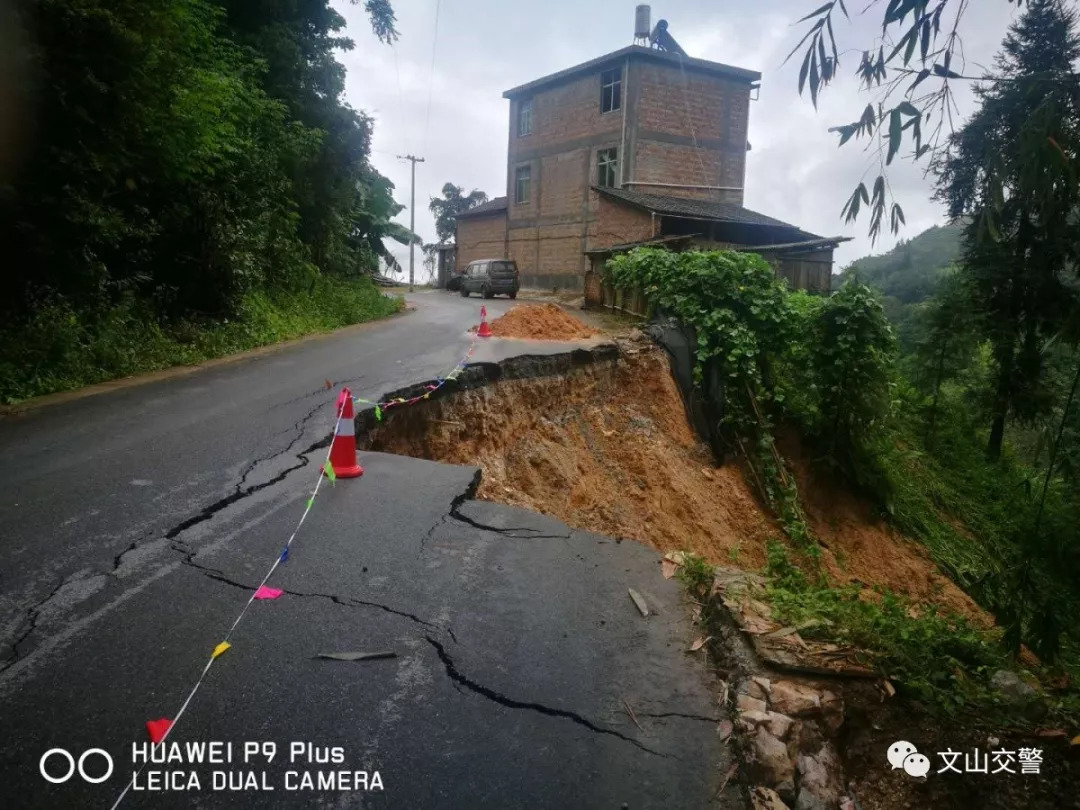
[
  {"left": 391, "top": 43, "right": 411, "bottom": 153},
  {"left": 675, "top": 51, "right": 714, "bottom": 190},
  {"left": 422, "top": 0, "right": 442, "bottom": 153}
]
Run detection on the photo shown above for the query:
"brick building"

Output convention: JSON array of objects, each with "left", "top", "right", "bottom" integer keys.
[{"left": 455, "top": 15, "right": 846, "bottom": 296}]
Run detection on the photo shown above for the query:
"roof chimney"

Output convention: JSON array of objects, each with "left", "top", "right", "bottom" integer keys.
[{"left": 634, "top": 5, "right": 651, "bottom": 44}]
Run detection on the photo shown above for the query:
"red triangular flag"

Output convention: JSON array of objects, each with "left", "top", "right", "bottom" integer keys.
[{"left": 146, "top": 718, "right": 172, "bottom": 744}]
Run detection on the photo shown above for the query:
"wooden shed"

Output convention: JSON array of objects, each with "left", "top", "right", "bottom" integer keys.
[{"left": 583, "top": 188, "right": 849, "bottom": 310}]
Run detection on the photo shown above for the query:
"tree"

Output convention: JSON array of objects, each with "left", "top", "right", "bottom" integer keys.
[
  {"left": 910, "top": 270, "right": 980, "bottom": 447},
  {"left": 811, "top": 281, "right": 897, "bottom": 477},
  {"left": 346, "top": 171, "right": 421, "bottom": 275},
  {"left": 934, "top": 0, "right": 1080, "bottom": 459},
  {"left": 428, "top": 183, "right": 488, "bottom": 244},
  {"left": 217, "top": 0, "right": 399, "bottom": 276},
  {"left": 784, "top": 0, "right": 1078, "bottom": 242},
  {"left": 4, "top": 0, "right": 403, "bottom": 321}
]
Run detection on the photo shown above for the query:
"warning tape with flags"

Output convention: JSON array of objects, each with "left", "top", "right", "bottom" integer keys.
[{"left": 108, "top": 331, "right": 481, "bottom": 809}]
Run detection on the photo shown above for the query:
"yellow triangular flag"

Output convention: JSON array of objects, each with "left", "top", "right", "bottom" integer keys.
[{"left": 212, "top": 641, "right": 231, "bottom": 659}]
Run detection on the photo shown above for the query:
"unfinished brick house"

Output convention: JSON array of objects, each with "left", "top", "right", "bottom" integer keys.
[{"left": 454, "top": 10, "right": 847, "bottom": 300}]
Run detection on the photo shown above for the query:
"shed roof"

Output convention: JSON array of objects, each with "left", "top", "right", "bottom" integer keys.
[
  {"left": 584, "top": 234, "right": 699, "bottom": 256},
  {"left": 503, "top": 45, "right": 760, "bottom": 100},
  {"left": 455, "top": 196, "right": 508, "bottom": 219},
  {"left": 593, "top": 187, "right": 801, "bottom": 229},
  {"left": 733, "top": 237, "right": 851, "bottom": 253}
]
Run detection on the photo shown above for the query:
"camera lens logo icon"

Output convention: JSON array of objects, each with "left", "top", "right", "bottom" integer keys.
[
  {"left": 39, "top": 749, "right": 113, "bottom": 784},
  {"left": 887, "top": 741, "right": 930, "bottom": 778}
]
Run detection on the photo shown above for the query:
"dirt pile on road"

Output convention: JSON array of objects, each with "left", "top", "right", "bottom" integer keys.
[{"left": 489, "top": 304, "right": 598, "bottom": 340}]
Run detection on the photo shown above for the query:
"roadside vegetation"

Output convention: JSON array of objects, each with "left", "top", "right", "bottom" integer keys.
[
  {"left": 2, "top": 0, "right": 410, "bottom": 403},
  {"left": 0, "top": 279, "right": 402, "bottom": 404},
  {"left": 606, "top": 0, "right": 1080, "bottom": 716}
]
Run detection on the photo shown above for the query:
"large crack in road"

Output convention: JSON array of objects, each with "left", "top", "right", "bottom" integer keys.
[
  {"left": 424, "top": 636, "right": 668, "bottom": 758},
  {"left": 0, "top": 390, "right": 342, "bottom": 676},
  {"left": 3, "top": 343, "right": 630, "bottom": 681},
  {"left": 166, "top": 437, "right": 329, "bottom": 541},
  {"left": 178, "top": 554, "right": 450, "bottom": 637}
]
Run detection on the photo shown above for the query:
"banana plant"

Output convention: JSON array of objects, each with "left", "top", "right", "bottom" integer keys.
[{"left": 346, "top": 169, "right": 421, "bottom": 275}]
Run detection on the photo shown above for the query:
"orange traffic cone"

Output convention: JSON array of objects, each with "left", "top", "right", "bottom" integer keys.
[
  {"left": 327, "top": 388, "right": 364, "bottom": 478},
  {"left": 477, "top": 305, "right": 493, "bottom": 338}
]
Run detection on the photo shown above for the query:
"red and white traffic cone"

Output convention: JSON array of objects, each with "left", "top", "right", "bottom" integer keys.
[
  {"left": 328, "top": 388, "right": 364, "bottom": 478},
  {"left": 477, "top": 305, "right": 493, "bottom": 338}
]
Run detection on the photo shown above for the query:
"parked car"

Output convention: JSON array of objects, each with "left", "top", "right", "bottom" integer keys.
[
  {"left": 459, "top": 259, "right": 519, "bottom": 299},
  {"left": 446, "top": 268, "right": 464, "bottom": 291}
]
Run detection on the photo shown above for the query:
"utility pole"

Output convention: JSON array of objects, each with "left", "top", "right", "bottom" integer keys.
[{"left": 397, "top": 154, "right": 425, "bottom": 292}]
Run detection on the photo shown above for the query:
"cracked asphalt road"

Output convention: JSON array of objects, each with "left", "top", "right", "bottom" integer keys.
[{"left": 0, "top": 292, "right": 740, "bottom": 808}]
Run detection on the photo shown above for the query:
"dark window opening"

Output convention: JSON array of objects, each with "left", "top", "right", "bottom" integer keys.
[
  {"left": 596, "top": 148, "right": 619, "bottom": 187},
  {"left": 600, "top": 68, "right": 622, "bottom": 113},
  {"left": 518, "top": 100, "right": 532, "bottom": 136},
  {"left": 514, "top": 165, "right": 531, "bottom": 204}
]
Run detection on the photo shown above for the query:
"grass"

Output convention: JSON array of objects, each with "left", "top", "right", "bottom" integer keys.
[
  {"left": 674, "top": 544, "right": 1010, "bottom": 713},
  {"left": 859, "top": 384, "right": 1080, "bottom": 664},
  {"left": 676, "top": 553, "right": 717, "bottom": 601},
  {"left": 761, "top": 541, "right": 1008, "bottom": 712},
  {"left": 0, "top": 277, "right": 404, "bottom": 404}
]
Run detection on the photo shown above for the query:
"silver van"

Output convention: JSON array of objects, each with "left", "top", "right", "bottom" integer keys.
[{"left": 459, "top": 259, "right": 520, "bottom": 299}]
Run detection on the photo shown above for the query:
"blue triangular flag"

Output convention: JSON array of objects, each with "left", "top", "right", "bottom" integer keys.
[{"left": 280, "top": 546, "right": 289, "bottom": 563}]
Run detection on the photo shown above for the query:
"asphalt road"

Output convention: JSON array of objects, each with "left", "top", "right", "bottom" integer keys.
[{"left": 0, "top": 291, "right": 740, "bottom": 809}]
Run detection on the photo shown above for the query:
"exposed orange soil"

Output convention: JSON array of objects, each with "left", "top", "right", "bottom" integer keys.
[
  {"left": 778, "top": 432, "right": 993, "bottom": 628},
  {"left": 489, "top": 303, "right": 598, "bottom": 340},
  {"left": 369, "top": 349, "right": 772, "bottom": 566},
  {"left": 367, "top": 345, "right": 994, "bottom": 627}
]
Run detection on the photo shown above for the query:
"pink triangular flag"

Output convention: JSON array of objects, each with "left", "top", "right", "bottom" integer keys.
[
  {"left": 146, "top": 718, "right": 172, "bottom": 744},
  {"left": 254, "top": 585, "right": 283, "bottom": 600}
]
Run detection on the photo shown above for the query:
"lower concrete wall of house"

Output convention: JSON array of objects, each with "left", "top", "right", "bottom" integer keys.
[
  {"left": 581, "top": 199, "right": 658, "bottom": 307},
  {"left": 507, "top": 221, "right": 585, "bottom": 291},
  {"left": 505, "top": 197, "right": 657, "bottom": 291},
  {"left": 587, "top": 194, "right": 656, "bottom": 249},
  {"left": 455, "top": 214, "right": 507, "bottom": 269},
  {"left": 584, "top": 261, "right": 604, "bottom": 305}
]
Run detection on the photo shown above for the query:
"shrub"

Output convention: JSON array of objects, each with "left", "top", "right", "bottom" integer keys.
[{"left": 0, "top": 278, "right": 402, "bottom": 403}]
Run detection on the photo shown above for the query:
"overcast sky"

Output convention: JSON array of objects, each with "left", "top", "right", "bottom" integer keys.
[{"left": 334, "top": 0, "right": 1022, "bottom": 278}]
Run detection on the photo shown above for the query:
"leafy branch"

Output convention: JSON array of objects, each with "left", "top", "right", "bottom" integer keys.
[{"left": 790, "top": 0, "right": 1029, "bottom": 241}]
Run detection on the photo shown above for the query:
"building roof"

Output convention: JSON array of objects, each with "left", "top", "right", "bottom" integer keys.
[
  {"left": 592, "top": 186, "right": 802, "bottom": 228},
  {"left": 584, "top": 234, "right": 699, "bottom": 256},
  {"left": 503, "top": 45, "right": 761, "bottom": 100},
  {"left": 592, "top": 186, "right": 850, "bottom": 250},
  {"left": 455, "top": 196, "right": 508, "bottom": 219},
  {"left": 734, "top": 237, "right": 851, "bottom": 253}
]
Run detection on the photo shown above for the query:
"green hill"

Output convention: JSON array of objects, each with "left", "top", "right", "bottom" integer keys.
[{"left": 837, "top": 222, "right": 964, "bottom": 304}]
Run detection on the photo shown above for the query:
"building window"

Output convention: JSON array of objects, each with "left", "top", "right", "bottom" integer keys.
[
  {"left": 600, "top": 68, "right": 622, "bottom": 113},
  {"left": 518, "top": 100, "right": 532, "bottom": 136},
  {"left": 596, "top": 148, "right": 619, "bottom": 187},
  {"left": 514, "top": 165, "right": 531, "bottom": 204}
]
